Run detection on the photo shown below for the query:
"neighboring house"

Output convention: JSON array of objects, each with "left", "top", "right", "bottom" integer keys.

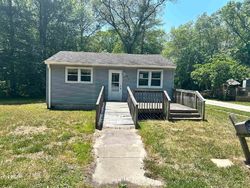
[{"left": 44, "top": 51, "right": 176, "bottom": 109}]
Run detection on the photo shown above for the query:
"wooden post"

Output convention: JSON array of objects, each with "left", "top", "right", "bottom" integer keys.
[
  {"left": 180, "top": 91, "right": 183, "bottom": 104},
  {"left": 162, "top": 92, "right": 166, "bottom": 119},
  {"left": 166, "top": 101, "right": 170, "bottom": 120},
  {"left": 194, "top": 94, "right": 197, "bottom": 109},
  {"left": 229, "top": 114, "right": 250, "bottom": 164},
  {"left": 95, "top": 104, "right": 99, "bottom": 129},
  {"left": 135, "top": 104, "right": 138, "bottom": 129},
  {"left": 202, "top": 101, "right": 205, "bottom": 120},
  {"left": 238, "top": 136, "right": 250, "bottom": 163}
]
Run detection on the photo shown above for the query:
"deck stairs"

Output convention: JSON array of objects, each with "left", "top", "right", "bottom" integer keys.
[{"left": 169, "top": 103, "right": 202, "bottom": 120}]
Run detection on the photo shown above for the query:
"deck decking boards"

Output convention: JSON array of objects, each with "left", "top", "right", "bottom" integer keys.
[{"left": 102, "top": 102, "right": 135, "bottom": 129}]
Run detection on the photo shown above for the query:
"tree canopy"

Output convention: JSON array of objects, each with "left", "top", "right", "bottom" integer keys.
[
  {"left": 0, "top": 0, "right": 250, "bottom": 98},
  {"left": 163, "top": 0, "right": 250, "bottom": 93}
]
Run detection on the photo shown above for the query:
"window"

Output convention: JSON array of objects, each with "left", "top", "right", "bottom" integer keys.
[
  {"left": 80, "top": 69, "right": 91, "bottom": 82},
  {"left": 65, "top": 67, "right": 93, "bottom": 83},
  {"left": 137, "top": 70, "right": 163, "bottom": 88},
  {"left": 67, "top": 68, "right": 78, "bottom": 82}
]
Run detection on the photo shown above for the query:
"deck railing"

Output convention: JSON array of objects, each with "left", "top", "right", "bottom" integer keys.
[
  {"left": 127, "top": 87, "right": 139, "bottom": 128},
  {"left": 133, "top": 89, "right": 163, "bottom": 112},
  {"left": 174, "top": 89, "right": 206, "bottom": 120},
  {"left": 133, "top": 90, "right": 163, "bottom": 111},
  {"left": 163, "top": 90, "right": 171, "bottom": 120},
  {"left": 129, "top": 89, "right": 171, "bottom": 120},
  {"left": 96, "top": 86, "right": 105, "bottom": 129}
]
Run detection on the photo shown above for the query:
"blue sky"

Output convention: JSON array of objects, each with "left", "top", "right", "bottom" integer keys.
[{"left": 162, "top": 0, "right": 233, "bottom": 32}]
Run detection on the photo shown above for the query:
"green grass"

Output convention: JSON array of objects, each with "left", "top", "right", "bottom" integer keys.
[
  {"left": 0, "top": 99, "right": 95, "bottom": 187},
  {"left": 139, "top": 105, "right": 250, "bottom": 188}
]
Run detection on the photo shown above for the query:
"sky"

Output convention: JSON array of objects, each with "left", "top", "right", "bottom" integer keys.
[{"left": 163, "top": 0, "right": 233, "bottom": 32}]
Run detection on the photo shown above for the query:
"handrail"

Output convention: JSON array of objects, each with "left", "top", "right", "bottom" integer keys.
[
  {"left": 96, "top": 86, "right": 105, "bottom": 129},
  {"left": 175, "top": 89, "right": 196, "bottom": 94},
  {"left": 127, "top": 87, "right": 138, "bottom": 106},
  {"left": 195, "top": 91, "right": 206, "bottom": 102},
  {"left": 127, "top": 86, "right": 139, "bottom": 128},
  {"left": 96, "top": 86, "right": 105, "bottom": 105},
  {"left": 163, "top": 90, "right": 171, "bottom": 101},
  {"left": 174, "top": 89, "right": 206, "bottom": 120},
  {"left": 163, "top": 90, "right": 171, "bottom": 120}
]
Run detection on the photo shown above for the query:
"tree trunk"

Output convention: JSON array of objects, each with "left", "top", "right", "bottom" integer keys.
[
  {"left": 7, "top": 0, "right": 16, "bottom": 97},
  {"left": 140, "top": 28, "right": 146, "bottom": 54},
  {"left": 38, "top": 0, "right": 48, "bottom": 59}
]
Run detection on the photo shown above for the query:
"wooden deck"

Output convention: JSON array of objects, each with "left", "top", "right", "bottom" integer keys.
[
  {"left": 170, "top": 103, "right": 197, "bottom": 111},
  {"left": 95, "top": 87, "right": 206, "bottom": 129}
]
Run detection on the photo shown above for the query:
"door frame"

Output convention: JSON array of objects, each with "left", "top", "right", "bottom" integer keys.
[{"left": 108, "top": 70, "right": 123, "bottom": 101}]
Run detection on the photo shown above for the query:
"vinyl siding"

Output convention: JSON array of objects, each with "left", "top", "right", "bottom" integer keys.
[{"left": 48, "top": 65, "right": 174, "bottom": 109}]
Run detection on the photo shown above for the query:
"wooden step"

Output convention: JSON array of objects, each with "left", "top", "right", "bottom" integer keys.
[
  {"left": 170, "top": 117, "right": 203, "bottom": 121},
  {"left": 170, "top": 112, "right": 201, "bottom": 118},
  {"left": 170, "top": 109, "right": 198, "bottom": 113}
]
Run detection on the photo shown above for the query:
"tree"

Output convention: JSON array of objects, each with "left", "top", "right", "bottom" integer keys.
[
  {"left": 163, "top": 23, "right": 201, "bottom": 89},
  {"left": 220, "top": 1, "right": 250, "bottom": 65},
  {"left": 87, "top": 30, "right": 122, "bottom": 53},
  {"left": 0, "top": 0, "right": 100, "bottom": 97},
  {"left": 95, "top": 0, "right": 170, "bottom": 53},
  {"left": 191, "top": 55, "right": 249, "bottom": 94}
]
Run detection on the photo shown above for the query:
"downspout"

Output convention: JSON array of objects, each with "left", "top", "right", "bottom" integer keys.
[{"left": 48, "top": 64, "right": 51, "bottom": 109}]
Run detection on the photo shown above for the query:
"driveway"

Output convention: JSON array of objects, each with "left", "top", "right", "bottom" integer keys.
[{"left": 206, "top": 100, "right": 250, "bottom": 113}]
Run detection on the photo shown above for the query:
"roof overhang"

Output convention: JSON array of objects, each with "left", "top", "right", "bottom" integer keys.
[{"left": 44, "top": 60, "right": 177, "bottom": 69}]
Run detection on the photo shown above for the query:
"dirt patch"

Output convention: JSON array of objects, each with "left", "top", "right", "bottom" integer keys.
[
  {"left": 15, "top": 151, "right": 52, "bottom": 161},
  {"left": 11, "top": 126, "right": 49, "bottom": 136}
]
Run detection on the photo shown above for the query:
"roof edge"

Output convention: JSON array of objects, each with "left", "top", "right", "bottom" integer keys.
[{"left": 44, "top": 60, "right": 176, "bottom": 69}]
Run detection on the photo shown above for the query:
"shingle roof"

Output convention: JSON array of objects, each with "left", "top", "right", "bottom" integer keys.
[{"left": 45, "top": 51, "right": 176, "bottom": 68}]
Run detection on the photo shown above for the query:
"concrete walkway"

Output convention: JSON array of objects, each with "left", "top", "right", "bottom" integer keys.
[
  {"left": 206, "top": 99, "right": 250, "bottom": 112},
  {"left": 92, "top": 102, "right": 162, "bottom": 186}
]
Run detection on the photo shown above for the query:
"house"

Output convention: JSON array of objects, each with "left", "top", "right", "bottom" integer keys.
[{"left": 44, "top": 51, "right": 176, "bottom": 109}]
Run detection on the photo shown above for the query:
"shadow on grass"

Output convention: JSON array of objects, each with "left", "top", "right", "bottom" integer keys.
[{"left": 0, "top": 98, "right": 45, "bottom": 105}]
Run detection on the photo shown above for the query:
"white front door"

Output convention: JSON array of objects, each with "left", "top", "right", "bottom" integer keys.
[{"left": 108, "top": 70, "right": 123, "bottom": 101}]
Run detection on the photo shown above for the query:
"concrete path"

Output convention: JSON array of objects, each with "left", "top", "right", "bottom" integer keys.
[
  {"left": 206, "top": 99, "right": 250, "bottom": 112},
  {"left": 92, "top": 102, "right": 162, "bottom": 186}
]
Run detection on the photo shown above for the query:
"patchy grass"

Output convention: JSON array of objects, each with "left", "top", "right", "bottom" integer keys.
[
  {"left": 140, "top": 105, "right": 250, "bottom": 188},
  {"left": 0, "top": 99, "right": 95, "bottom": 187}
]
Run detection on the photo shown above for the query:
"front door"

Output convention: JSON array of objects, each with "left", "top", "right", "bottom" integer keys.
[{"left": 108, "top": 70, "right": 123, "bottom": 101}]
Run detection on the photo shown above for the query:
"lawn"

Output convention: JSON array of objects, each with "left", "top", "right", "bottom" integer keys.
[
  {"left": 0, "top": 99, "right": 95, "bottom": 187},
  {"left": 140, "top": 105, "right": 250, "bottom": 188}
]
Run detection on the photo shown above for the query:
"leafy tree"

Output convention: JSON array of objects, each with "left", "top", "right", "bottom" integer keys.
[
  {"left": 220, "top": 1, "right": 250, "bottom": 65},
  {"left": 87, "top": 30, "right": 123, "bottom": 53},
  {"left": 164, "top": 0, "right": 250, "bottom": 93},
  {"left": 163, "top": 23, "right": 201, "bottom": 89},
  {"left": 191, "top": 55, "right": 249, "bottom": 94},
  {"left": 95, "top": 0, "right": 170, "bottom": 53},
  {"left": 0, "top": 0, "right": 99, "bottom": 97}
]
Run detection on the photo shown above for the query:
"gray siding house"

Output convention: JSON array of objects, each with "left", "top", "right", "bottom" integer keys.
[{"left": 45, "top": 51, "right": 176, "bottom": 109}]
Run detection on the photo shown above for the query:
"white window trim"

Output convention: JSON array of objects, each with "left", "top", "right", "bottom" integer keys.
[
  {"left": 137, "top": 69, "right": 163, "bottom": 89},
  {"left": 65, "top": 67, "right": 93, "bottom": 84}
]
